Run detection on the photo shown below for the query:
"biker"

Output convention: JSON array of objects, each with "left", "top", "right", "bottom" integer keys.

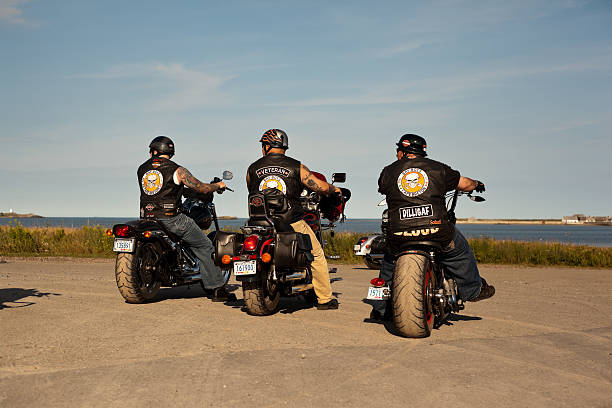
[
  {"left": 371, "top": 134, "right": 495, "bottom": 321},
  {"left": 246, "top": 129, "right": 341, "bottom": 310},
  {"left": 138, "top": 136, "right": 233, "bottom": 302}
]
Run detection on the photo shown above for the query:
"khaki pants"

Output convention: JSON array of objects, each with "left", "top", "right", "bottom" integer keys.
[{"left": 290, "top": 219, "right": 333, "bottom": 304}]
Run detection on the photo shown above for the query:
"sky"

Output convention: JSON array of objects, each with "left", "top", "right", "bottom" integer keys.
[{"left": 1, "top": 0, "right": 611, "bottom": 219}]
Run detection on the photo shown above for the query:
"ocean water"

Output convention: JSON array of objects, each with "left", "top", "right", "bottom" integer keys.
[{"left": 2, "top": 217, "right": 611, "bottom": 247}]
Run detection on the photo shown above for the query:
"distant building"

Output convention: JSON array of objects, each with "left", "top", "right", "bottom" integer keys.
[
  {"left": 562, "top": 214, "right": 586, "bottom": 224},
  {"left": 562, "top": 214, "right": 612, "bottom": 224},
  {"left": 585, "top": 216, "right": 612, "bottom": 223}
]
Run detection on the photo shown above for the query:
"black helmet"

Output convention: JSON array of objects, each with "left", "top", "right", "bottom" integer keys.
[
  {"left": 260, "top": 129, "right": 289, "bottom": 150},
  {"left": 396, "top": 134, "right": 427, "bottom": 157},
  {"left": 149, "top": 136, "right": 175, "bottom": 157}
]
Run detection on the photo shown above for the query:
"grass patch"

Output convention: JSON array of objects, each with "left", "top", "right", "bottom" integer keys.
[
  {"left": 0, "top": 223, "right": 114, "bottom": 258},
  {"left": 1, "top": 224, "right": 611, "bottom": 268}
]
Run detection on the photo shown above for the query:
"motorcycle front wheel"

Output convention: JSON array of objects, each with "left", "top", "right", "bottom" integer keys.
[
  {"left": 392, "top": 253, "right": 435, "bottom": 338},
  {"left": 242, "top": 280, "right": 280, "bottom": 316},
  {"left": 115, "top": 242, "right": 161, "bottom": 303}
]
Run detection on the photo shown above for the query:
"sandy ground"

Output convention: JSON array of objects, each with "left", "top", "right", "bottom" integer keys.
[{"left": 0, "top": 259, "right": 611, "bottom": 408}]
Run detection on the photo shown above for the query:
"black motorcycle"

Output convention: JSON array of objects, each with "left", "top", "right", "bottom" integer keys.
[
  {"left": 108, "top": 171, "right": 234, "bottom": 303},
  {"left": 215, "top": 172, "right": 350, "bottom": 315},
  {"left": 366, "top": 190, "right": 485, "bottom": 337}
]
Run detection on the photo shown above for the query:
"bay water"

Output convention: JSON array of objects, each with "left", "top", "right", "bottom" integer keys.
[{"left": 1, "top": 217, "right": 611, "bottom": 247}]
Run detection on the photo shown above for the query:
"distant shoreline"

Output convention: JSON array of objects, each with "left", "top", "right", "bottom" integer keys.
[
  {"left": 456, "top": 218, "right": 611, "bottom": 226},
  {"left": 0, "top": 213, "right": 43, "bottom": 218},
  {"left": 0, "top": 215, "right": 609, "bottom": 226}
]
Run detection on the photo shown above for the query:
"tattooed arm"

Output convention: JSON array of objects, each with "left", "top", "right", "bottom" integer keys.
[
  {"left": 175, "top": 167, "right": 225, "bottom": 194},
  {"left": 300, "top": 164, "right": 341, "bottom": 196}
]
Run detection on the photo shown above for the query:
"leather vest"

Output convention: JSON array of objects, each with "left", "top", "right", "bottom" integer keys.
[
  {"left": 247, "top": 153, "right": 304, "bottom": 223},
  {"left": 378, "top": 157, "right": 457, "bottom": 244},
  {"left": 137, "top": 157, "right": 183, "bottom": 219}
]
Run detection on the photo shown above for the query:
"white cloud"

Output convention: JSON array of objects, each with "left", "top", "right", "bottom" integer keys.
[
  {"left": 271, "top": 56, "right": 612, "bottom": 108},
  {"left": 377, "top": 41, "right": 428, "bottom": 57},
  {"left": 0, "top": 0, "right": 36, "bottom": 26},
  {"left": 75, "top": 62, "right": 234, "bottom": 111}
]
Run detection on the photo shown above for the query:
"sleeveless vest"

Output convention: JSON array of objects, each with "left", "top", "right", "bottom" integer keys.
[
  {"left": 247, "top": 153, "right": 304, "bottom": 223},
  {"left": 378, "top": 157, "right": 455, "bottom": 244},
  {"left": 137, "top": 157, "right": 183, "bottom": 219}
]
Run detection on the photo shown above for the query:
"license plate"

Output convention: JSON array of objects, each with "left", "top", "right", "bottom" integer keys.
[
  {"left": 233, "top": 260, "right": 257, "bottom": 276},
  {"left": 353, "top": 245, "right": 361, "bottom": 251},
  {"left": 113, "top": 238, "right": 135, "bottom": 253},
  {"left": 367, "top": 286, "right": 390, "bottom": 300}
]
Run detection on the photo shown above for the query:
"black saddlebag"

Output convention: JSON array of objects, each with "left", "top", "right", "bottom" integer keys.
[
  {"left": 274, "top": 232, "right": 314, "bottom": 269},
  {"left": 214, "top": 231, "right": 238, "bottom": 266}
]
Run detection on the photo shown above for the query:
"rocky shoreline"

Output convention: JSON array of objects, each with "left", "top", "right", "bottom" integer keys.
[{"left": 0, "top": 213, "right": 43, "bottom": 218}]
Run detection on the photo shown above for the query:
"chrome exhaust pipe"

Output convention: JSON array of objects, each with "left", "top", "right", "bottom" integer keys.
[
  {"left": 284, "top": 271, "right": 306, "bottom": 281},
  {"left": 291, "top": 283, "right": 314, "bottom": 294}
]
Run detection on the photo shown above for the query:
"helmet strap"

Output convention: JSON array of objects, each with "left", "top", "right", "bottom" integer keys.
[{"left": 263, "top": 143, "right": 272, "bottom": 155}]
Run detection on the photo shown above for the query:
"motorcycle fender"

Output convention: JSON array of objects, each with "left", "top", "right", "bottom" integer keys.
[{"left": 235, "top": 272, "right": 262, "bottom": 283}]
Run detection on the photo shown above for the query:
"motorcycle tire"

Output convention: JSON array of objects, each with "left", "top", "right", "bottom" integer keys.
[
  {"left": 242, "top": 281, "right": 280, "bottom": 316},
  {"left": 115, "top": 242, "right": 161, "bottom": 303},
  {"left": 392, "top": 253, "right": 435, "bottom": 338},
  {"left": 364, "top": 256, "right": 381, "bottom": 270}
]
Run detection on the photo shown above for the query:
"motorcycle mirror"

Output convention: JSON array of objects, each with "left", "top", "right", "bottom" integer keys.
[
  {"left": 469, "top": 195, "right": 486, "bottom": 202},
  {"left": 378, "top": 198, "right": 387, "bottom": 206},
  {"left": 332, "top": 173, "right": 346, "bottom": 183},
  {"left": 222, "top": 170, "right": 233, "bottom": 181}
]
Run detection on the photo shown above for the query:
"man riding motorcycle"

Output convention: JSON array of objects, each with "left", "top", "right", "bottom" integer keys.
[
  {"left": 246, "top": 129, "right": 341, "bottom": 310},
  {"left": 371, "top": 134, "right": 495, "bottom": 320},
  {"left": 137, "top": 136, "right": 232, "bottom": 301}
]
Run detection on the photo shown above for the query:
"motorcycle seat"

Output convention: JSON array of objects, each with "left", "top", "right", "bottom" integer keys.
[
  {"left": 137, "top": 219, "right": 182, "bottom": 243},
  {"left": 403, "top": 240, "right": 443, "bottom": 250},
  {"left": 246, "top": 217, "right": 294, "bottom": 233}
]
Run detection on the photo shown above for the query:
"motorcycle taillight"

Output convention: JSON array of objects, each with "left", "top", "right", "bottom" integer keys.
[
  {"left": 370, "top": 278, "right": 386, "bottom": 287},
  {"left": 113, "top": 225, "right": 134, "bottom": 237},
  {"left": 243, "top": 235, "right": 259, "bottom": 251}
]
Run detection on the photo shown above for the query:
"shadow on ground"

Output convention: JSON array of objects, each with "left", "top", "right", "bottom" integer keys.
[
  {"left": 152, "top": 284, "right": 241, "bottom": 302},
  {"left": 0, "top": 288, "right": 61, "bottom": 310}
]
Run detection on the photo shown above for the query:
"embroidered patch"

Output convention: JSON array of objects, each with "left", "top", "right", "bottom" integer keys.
[
  {"left": 142, "top": 170, "right": 163, "bottom": 195},
  {"left": 399, "top": 204, "right": 433, "bottom": 220},
  {"left": 397, "top": 168, "right": 429, "bottom": 197},
  {"left": 255, "top": 166, "right": 291, "bottom": 178},
  {"left": 259, "top": 175, "right": 287, "bottom": 194}
]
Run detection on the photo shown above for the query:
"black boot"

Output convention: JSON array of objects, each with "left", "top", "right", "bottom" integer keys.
[
  {"left": 212, "top": 286, "right": 236, "bottom": 302},
  {"left": 470, "top": 278, "right": 495, "bottom": 302},
  {"left": 316, "top": 298, "right": 339, "bottom": 310}
]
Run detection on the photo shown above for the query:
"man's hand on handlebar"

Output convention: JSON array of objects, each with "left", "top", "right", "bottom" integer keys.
[
  {"left": 215, "top": 181, "right": 227, "bottom": 194},
  {"left": 474, "top": 181, "right": 485, "bottom": 193}
]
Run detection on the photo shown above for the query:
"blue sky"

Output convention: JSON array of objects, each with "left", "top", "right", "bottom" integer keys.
[{"left": 1, "top": 0, "right": 611, "bottom": 219}]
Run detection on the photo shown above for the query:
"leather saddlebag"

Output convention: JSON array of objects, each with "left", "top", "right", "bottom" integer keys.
[
  {"left": 274, "top": 232, "right": 314, "bottom": 269},
  {"left": 214, "top": 231, "right": 238, "bottom": 266}
]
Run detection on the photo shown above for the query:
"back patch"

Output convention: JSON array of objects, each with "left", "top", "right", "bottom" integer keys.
[{"left": 399, "top": 204, "right": 433, "bottom": 220}]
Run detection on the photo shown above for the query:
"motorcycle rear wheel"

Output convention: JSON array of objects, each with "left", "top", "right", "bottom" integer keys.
[
  {"left": 242, "top": 281, "right": 280, "bottom": 316},
  {"left": 392, "top": 253, "right": 435, "bottom": 338},
  {"left": 115, "top": 243, "right": 161, "bottom": 303}
]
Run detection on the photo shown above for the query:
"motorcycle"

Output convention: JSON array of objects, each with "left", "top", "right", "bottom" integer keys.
[
  {"left": 366, "top": 190, "right": 485, "bottom": 337},
  {"left": 353, "top": 200, "right": 387, "bottom": 269},
  {"left": 215, "top": 172, "right": 350, "bottom": 316},
  {"left": 108, "top": 171, "right": 234, "bottom": 303}
]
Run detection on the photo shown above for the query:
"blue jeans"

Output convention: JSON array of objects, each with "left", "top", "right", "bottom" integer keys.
[
  {"left": 372, "top": 228, "right": 482, "bottom": 315},
  {"left": 159, "top": 213, "right": 225, "bottom": 289}
]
